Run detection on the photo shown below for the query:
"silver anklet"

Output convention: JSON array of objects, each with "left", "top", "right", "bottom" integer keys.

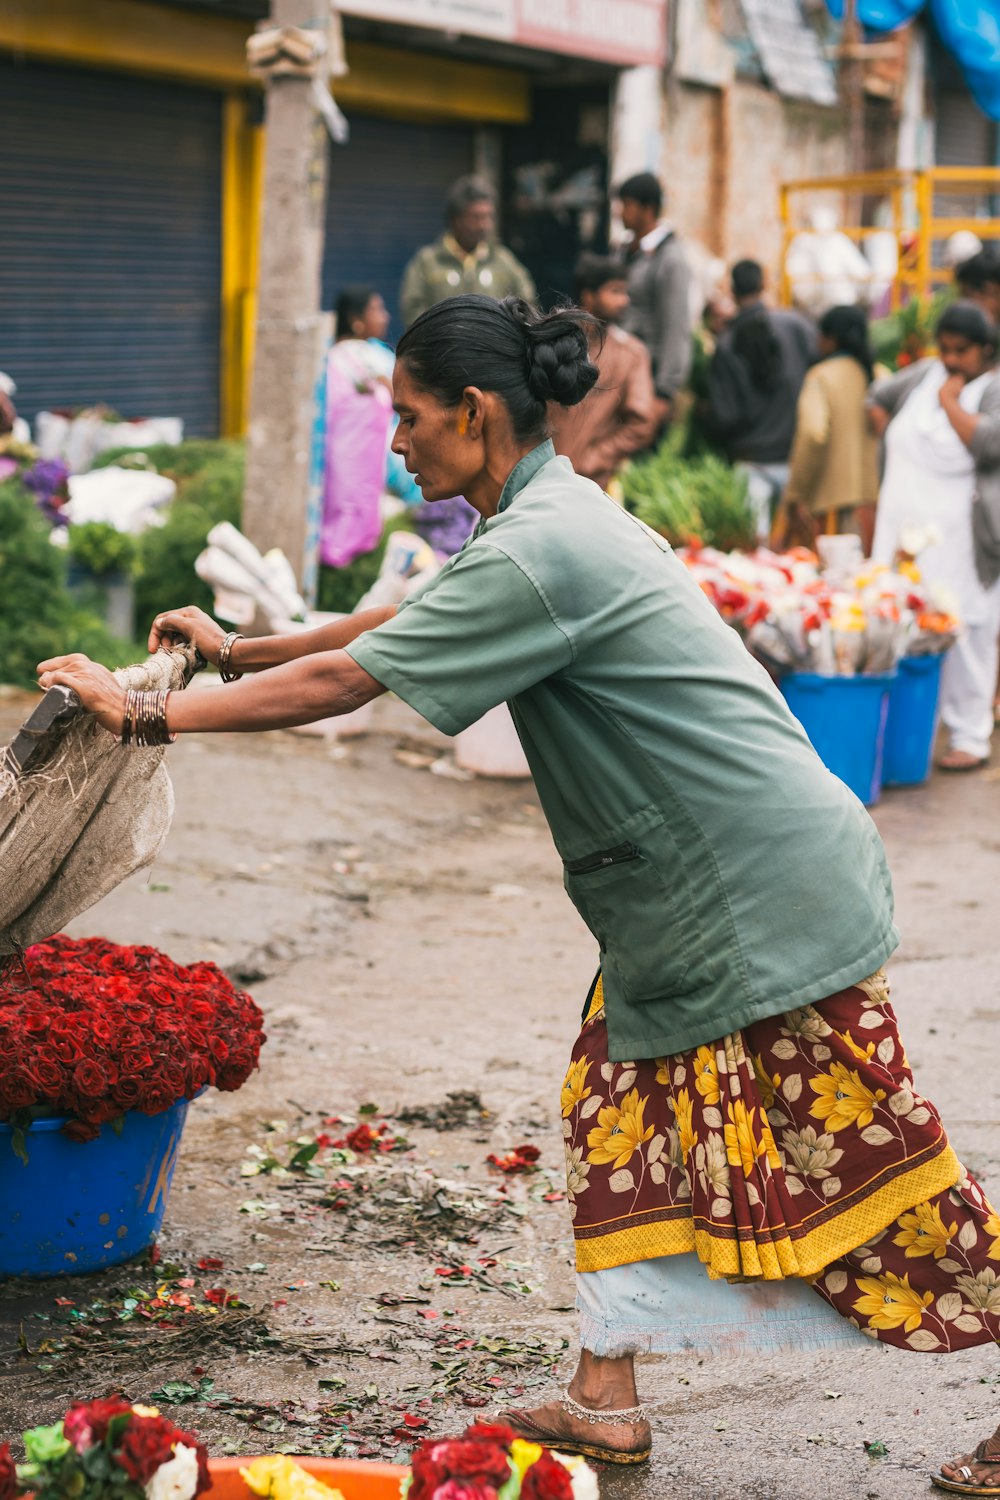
[{"left": 560, "top": 1392, "right": 648, "bottom": 1425}]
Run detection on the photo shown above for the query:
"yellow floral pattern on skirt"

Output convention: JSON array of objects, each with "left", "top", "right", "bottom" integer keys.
[{"left": 564, "top": 973, "right": 1000, "bottom": 1351}]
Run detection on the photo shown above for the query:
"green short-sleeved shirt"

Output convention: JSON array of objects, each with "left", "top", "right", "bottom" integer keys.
[{"left": 346, "top": 442, "right": 898, "bottom": 1061}]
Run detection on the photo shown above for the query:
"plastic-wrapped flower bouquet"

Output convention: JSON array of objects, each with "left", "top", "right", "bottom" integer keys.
[
  {"left": 0, "top": 1399, "right": 210, "bottom": 1500},
  {"left": 402, "top": 1422, "right": 598, "bottom": 1500}
]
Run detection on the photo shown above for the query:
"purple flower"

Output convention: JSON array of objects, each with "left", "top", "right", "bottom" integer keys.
[
  {"left": 22, "top": 458, "right": 70, "bottom": 501},
  {"left": 413, "top": 495, "right": 478, "bottom": 558},
  {"left": 22, "top": 458, "right": 70, "bottom": 526}
]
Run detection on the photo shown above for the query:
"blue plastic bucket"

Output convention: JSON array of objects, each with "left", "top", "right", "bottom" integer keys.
[
  {"left": 0, "top": 1097, "right": 190, "bottom": 1278},
  {"left": 780, "top": 671, "right": 895, "bottom": 806},
  {"left": 882, "top": 654, "right": 944, "bottom": 788}
]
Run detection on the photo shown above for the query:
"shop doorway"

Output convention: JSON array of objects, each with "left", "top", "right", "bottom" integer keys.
[{"left": 501, "top": 80, "right": 612, "bottom": 308}]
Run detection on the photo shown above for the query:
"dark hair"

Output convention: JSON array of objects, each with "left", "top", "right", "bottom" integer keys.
[
  {"left": 396, "top": 294, "right": 600, "bottom": 441},
  {"left": 446, "top": 174, "right": 496, "bottom": 222},
  {"left": 954, "top": 250, "right": 1000, "bottom": 293},
  {"left": 818, "top": 304, "right": 874, "bottom": 382},
  {"left": 616, "top": 172, "right": 663, "bottom": 212},
  {"left": 730, "top": 307, "right": 782, "bottom": 392},
  {"left": 572, "top": 252, "right": 627, "bottom": 301},
  {"left": 731, "top": 259, "right": 764, "bottom": 299},
  {"left": 335, "top": 285, "right": 379, "bottom": 338},
  {"left": 936, "top": 299, "right": 997, "bottom": 348}
]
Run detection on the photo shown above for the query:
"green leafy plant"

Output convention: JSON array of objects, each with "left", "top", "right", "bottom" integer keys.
[
  {"left": 869, "top": 287, "right": 953, "bottom": 371},
  {"left": 67, "top": 522, "right": 137, "bottom": 579},
  {"left": 126, "top": 442, "right": 245, "bottom": 629},
  {"left": 623, "top": 430, "right": 757, "bottom": 552},
  {"left": 316, "top": 512, "right": 416, "bottom": 615},
  {"left": 0, "top": 479, "right": 140, "bottom": 687},
  {"left": 93, "top": 438, "right": 244, "bottom": 478}
]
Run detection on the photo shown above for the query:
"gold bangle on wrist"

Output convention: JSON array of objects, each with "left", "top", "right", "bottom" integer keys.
[{"left": 217, "top": 631, "right": 245, "bottom": 683}]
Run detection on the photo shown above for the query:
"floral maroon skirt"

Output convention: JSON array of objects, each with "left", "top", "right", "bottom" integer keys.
[{"left": 563, "top": 972, "right": 1000, "bottom": 1351}]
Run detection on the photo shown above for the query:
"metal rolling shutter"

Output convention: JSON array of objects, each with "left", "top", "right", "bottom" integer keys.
[
  {"left": 0, "top": 57, "right": 222, "bottom": 437},
  {"left": 936, "top": 88, "right": 994, "bottom": 167},
  {"left": 322, "top": 113, "right": 475, "bottom": 339}
]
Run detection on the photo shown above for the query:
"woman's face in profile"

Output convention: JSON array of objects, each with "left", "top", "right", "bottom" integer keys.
[{"left": 391, "top": 361, "right": 477, "bottom": 503}]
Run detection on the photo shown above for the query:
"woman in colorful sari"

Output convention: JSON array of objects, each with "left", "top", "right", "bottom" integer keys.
[
  {"left": 38, "top": 295, "right": 1000, "bottom": 1496},
  {"left": 319, "top": 286, "right": 397, "bottom": 570}
]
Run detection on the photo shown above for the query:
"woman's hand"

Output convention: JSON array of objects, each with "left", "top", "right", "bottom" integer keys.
[
  {"left": 36, "top": 654, "right": 126, "bottom": 735},
  {"left": 939, "top": 371, "right": 981, "bottom": 450},
  {"left": 939, "top": 372, "right": 967, "bottom": 407},
  {"left": 867, "top": 404, "right": 891, "bottom": 438},
  {"left": 147, "top": 606, "right": 226, "bottom": 664}
]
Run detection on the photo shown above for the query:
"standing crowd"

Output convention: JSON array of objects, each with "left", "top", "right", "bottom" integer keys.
[{"left": 319, "top": 169, "right": 1000, "bottom": 773}]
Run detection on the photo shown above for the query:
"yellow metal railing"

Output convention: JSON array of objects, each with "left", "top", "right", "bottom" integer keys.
[{"left": 779, "top": 167, "right": 1000, "bottom": 311}]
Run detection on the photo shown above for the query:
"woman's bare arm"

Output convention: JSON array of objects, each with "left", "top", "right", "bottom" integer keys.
[
  {"left": 147, "top": 605, "right": 396, "bottom": 672},
  {"left": 37, "top": 650, "right": 386, "bottom": 736}
]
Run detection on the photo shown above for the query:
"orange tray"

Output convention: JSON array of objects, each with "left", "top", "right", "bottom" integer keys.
[{"left": 206, "top": 1456, "right": 407, "bottom": 1500}]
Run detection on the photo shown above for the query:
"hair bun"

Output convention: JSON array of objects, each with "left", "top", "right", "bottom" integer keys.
[{"left": 506, "top": 299, "right": 600, "bottom": 409}]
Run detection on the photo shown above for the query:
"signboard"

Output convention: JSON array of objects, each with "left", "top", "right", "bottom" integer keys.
[
  {"left": 339, "top": 0, "right": 668, "bottom": 67},
  {"left": 516, "top": 0, "right": 666, "bottom": 66},
  {"left": 340, "top": 1, "right": 515, "bottom": 39}
]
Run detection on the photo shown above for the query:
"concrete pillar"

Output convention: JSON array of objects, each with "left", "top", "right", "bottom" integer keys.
[
  {"left": 610, "top": 64, "right": 664, "bottom": 189},
  {"left": 242, "top": 0, "right": 330, "bottom": 591}
]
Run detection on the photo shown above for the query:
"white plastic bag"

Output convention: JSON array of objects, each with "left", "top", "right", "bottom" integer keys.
[{"left": 64, "top": 466, "right": 176, "bottom": 532}]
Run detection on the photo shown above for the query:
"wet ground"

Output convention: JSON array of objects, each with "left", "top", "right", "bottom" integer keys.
[{"left": 1, "top": 688, "right": 999, "bottom": 1499}]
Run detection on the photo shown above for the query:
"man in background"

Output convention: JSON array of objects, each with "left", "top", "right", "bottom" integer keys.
[
  {"left": 400, "top": 175, "right": 536, "bottom": 327},
  {"left": 616, "top": 172, "right": 694, "bottom": 428},
  {"left": 549, "top": 253, "right": 657, "bottom": 489},
  {"left": 707, "top": 258, "right": 816, "bottom": 536}
]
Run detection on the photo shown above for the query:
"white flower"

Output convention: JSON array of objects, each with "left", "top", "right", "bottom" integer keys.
[
  {"left": 553, "top": 1452, "right": 600, "bottom": 1500},
  {"left": 899, "top": 523, "right": 941, "bottom": 559},
  {"left": 144, "top": 1444, "right": 200, "bottom": 1500}
]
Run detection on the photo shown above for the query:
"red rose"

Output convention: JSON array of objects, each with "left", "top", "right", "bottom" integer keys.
[
  {"left": 463, "top": 1424, "right": 516, "bottom": 1447},
  {"left": 0, "top": 1441, "right": 17, "bottom": 1500},
  {"left": 113, "top": 1077, "right": 144, "bottom": 1109},
  {"left": 427, "top": 1442, "right": 510, "bottom": 1486},
  {"left": 64, "top": 1397, "right": 132, "bottom": 1447},
  {"left": 430, "top": 1486, "right": 497, "bottom": 1500},
  {"left": 406, "top": 1446, "right": 450, "bottom": 1500},
  {"left": 62, "top": 1119, "right": 100, "bottom": 1142},
  {"left": 123, "top": 1049, "right": 154, "bottom": 1073},
  {"left": 0, "top": 937, "right": 264, "bottom": 1130},
  {"left": 26, "top": 1055, "right": 65, "bottom": 1095},
  {"left": 73, "top": 1059, "right": 109, "bottom": 1098},
  {"left": 49, "top": 1032, "right": 84, "bottom": 1065},
  {"left": 519, "top": 1454, "right": 574, "bottom": 1500},
  {"left": 116, "top": 1415, "right": 178, "bottom": 1483},
  {"left": 0, "top": 1075, "right": 36, "bottom": 1111}
]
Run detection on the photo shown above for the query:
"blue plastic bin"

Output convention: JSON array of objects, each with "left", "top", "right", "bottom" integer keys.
[
  {"left": 0, "top": 1097, "right": 190, "bottom": 1277},
  {"left": 780, "top": 671, "right": 896, "bottom": 806},
  {"left": 882, "top": 653, "right": 944, "bottom": 787}
]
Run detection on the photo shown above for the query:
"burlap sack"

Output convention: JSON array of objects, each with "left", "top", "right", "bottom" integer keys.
[{"left": 0, "top": 647, "right": 195, "bottom": 956}]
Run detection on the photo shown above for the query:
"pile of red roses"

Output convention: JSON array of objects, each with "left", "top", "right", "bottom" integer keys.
[
  {"left": 405, "top": 1422, "right": 575, "bottom": 1500},
  {"left": 0, "top": 1396, "right": 210, "bottom": 1500},
  {"left": 0, "top": 935, "right": 265, "bottom": 1138}
]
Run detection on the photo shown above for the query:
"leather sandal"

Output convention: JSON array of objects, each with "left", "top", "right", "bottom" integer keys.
[
  {"left": 498, "top": 1394, "right": 652, "bottom": 1465},
  {"left": 933, "top": 1438, "right": 1000, "bottom": 1494}
]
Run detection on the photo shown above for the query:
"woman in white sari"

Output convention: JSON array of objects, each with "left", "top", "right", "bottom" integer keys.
[{"left": 871, "top": 302, "right": 1000, "bottom": 770}]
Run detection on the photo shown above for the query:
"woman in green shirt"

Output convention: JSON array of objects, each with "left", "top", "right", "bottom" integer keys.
[{"left": 38, "top": 297, "right": 1000, "bottom": 1495}]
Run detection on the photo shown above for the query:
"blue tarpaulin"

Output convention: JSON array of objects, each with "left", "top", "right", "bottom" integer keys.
[{"left": 825, "top": 0, "right": 1000, "bottom": 117}]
